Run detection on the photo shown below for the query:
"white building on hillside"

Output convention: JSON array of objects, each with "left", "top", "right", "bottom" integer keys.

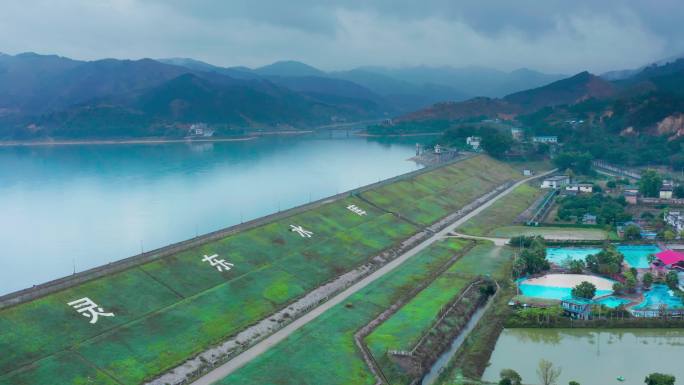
[
  {"left": 541, "top": 175, "right": 570, "bottom": 189},
  {"left": 533, "top": 136, "right": 558, "bottom": 144},
  {"left": 665, "top": 211, "right": 684, "bottom": 234},
  {"left": 466, "top": 136, "right": 481, "bottom": 150}
]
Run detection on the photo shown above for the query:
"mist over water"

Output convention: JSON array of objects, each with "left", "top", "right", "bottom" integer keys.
[{"left": 0, "top": 134, "right": 423, "bottom": 295}]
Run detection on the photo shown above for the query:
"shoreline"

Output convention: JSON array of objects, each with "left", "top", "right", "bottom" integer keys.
[
  {"left": 0, "top": 136, "right": 259, "bottom": 147},
  {"left": 355, "top": 132, "right": 442, "bottom": 137},
  {"left": 0, "top": 130, "right": 320, "bottom": 147}
]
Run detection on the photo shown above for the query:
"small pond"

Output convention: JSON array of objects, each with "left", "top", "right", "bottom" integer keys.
[{"left": 483, "top": 328, "right": 684, "bottom": 385}]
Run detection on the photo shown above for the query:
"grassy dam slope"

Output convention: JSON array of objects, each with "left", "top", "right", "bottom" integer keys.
[{"left": 0, "top": 154, "right": 522, "bottom": 385}]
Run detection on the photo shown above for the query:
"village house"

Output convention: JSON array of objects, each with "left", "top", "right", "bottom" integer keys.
[
  {"left": 561, "top": 297, "right": 592, "bottom": 320},
  {"left": 623, "top": 190, "right": 638, "bottom": 205},
  {"left": 660, "top": 181, "right": 674, "bottom": 199},
  {"left": 541, "top": 175, "right": 570, "bottom": 189},
  {"left": 565, "top": 183, "right": 593, "bottom": 194},
  {"left": 466, "top": 136, "right": 481, "bottom": 150},
  {"left": 532, "top": 135, "right": 558, "bottom": 144},
  {"left": 665, "top": 211, "right": 684, "bottom": 234},
  {"left": 511, "top": 128, "right": 524, "bottom": 141},
  {"left": 582, "top": 213, "right": 598, "bottom": 225},
  {"left": 651, "top": 249, "right": 684, "bottom": 271}
]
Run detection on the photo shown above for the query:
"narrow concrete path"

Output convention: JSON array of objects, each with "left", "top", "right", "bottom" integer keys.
[
  {"left": 446, "top": 233, "right": 510, "bottom": 247},
  {"left": 191, "top": 170, "right": 554, "bottom": 385}
]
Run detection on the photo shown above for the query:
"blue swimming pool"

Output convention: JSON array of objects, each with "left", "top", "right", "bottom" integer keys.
[
  {"left": 616, "top": 245, "right": 661, "bottom": 269},
  {"left": 545, "top": 245, "right": 660, "bottom": 269},
  {"left": 519, "top": 283, "right": 613, "bottom": 300},
  {"left": 633, "top": 284, "right": 684, "bottom": 310},
  {"left": 595, "top": 296, "right": 631, "bottom": 308},
  {"left": 546, "top": 247, "right": 602, "bottom": 266}
]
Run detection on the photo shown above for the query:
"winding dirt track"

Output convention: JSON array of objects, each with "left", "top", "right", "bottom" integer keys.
[{"left": 191, "top": 170, "right": 555, "bottom": 385}]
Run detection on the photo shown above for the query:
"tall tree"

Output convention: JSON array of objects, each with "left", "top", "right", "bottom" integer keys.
[
  {"left": 571, "top": 281, "right": 597, "bottom": 299},
  {"left": 537, "top": 359, "right": 562, "bottom": 385},
  {"left": 639, "top": 170, "right": 663, "bottom": 198}
]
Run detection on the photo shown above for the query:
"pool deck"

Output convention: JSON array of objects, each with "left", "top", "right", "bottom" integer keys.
[{"left": 522, "top": 274, "right": 614, "bottom": 291}]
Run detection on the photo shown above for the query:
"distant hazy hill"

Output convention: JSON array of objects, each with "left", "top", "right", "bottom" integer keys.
[
  {"left": 0, "top": 54, "right": 189, "bottom": 115},
  {"left": 0, "top": 53, "right": 575, "bottom": 139},
  {"left": 254, "top": 60, "right": 325, "bottom": 77},
  {"left": 356, "top": 65, "right": 567, "bottom": 98},
  {"left": 400, "top": 71, "right": 615, "bottom": 122},
  {"left": 503, "top": 71, "right": 615, "bottom": 110}
]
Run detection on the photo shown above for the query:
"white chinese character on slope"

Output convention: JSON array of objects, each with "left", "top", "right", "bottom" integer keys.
[
  {"left": 67, "top": 297, "right": 114, "bottom": 324},
  {"left": 201, "top": 254, "right": 234, "bottom": 272},
  {"left": 346, "top": 204, "right": 367, "bottom": 216},
  {"left": 289, "top": 224, "right": 314, "bottom": 238}
]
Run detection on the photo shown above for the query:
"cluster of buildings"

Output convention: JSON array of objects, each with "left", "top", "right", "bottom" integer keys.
[
  {"left": 540, "top": 175, "right": 594, "bottom": 194},
  {"left": 623, "top": 180, "right": 679, "bottom": 205},
  {"left": 463, "top": 129, "right": 559, "bottom": 151},
  {"left": 665, "top": 211, "right": 684, "bottom": 234},
  {"left": 187, "top": 123, "right": 215, "bottom": 138}
]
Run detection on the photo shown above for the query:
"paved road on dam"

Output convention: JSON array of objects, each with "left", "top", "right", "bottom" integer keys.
[{"left": 191, "top": 169, "right": 555, "bottom": 385}]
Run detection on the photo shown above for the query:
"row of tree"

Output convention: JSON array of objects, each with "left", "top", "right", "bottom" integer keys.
[{"left": 498, "top": 365, "right": 675, "bottom": 385}]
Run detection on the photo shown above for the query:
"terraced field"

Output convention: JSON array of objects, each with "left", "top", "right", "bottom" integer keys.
[
  {"left": 360, "top": 156, "right": 521, "bottom": 226},
  {"left": 0, "top": 154, "right": 522, "bottom": 385},
  {"left": 217, "top": 239, "right": 472, "bottom": 385},
  {"left": 217, "top": 241, "right": 512, "bottom": 385},
  {"left": 457, "top": 182, "right": 544, "bottom": 236}
]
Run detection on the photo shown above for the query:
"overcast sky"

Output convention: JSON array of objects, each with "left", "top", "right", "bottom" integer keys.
[{"left": 1, "top": 0, "right": 683, "bottom": 74}]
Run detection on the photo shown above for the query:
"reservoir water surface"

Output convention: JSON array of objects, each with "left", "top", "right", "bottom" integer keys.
[{"left": 0, "top": 134, "right": 423, "bottom": 294}]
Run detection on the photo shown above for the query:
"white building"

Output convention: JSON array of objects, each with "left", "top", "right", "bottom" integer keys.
[
  {"left": 466, "top": 136, "right": 481, "bottom": 150},
  {"left": 188, "top": 123, "right": 214, "bottom": 137},
  {"left": 541, "top": 175, "right": 570, "bottom": 189},
  {"left": 665, "top": 211, "right": 684, "bottom": 234},
  {"left": 566, "top": 183, "right": 593, "bottom": 193},
  {"left": 511, "top": 128, "right": 524, "bottom": 141},
  {"left": 532, "top": 136, "right": 558, "bottom": 144},
  {"left": 660, "top": 181, "right": 674, "bottom": 199},
  {"left": 434, "top": 144, "right": 442, "bottom": 154}
]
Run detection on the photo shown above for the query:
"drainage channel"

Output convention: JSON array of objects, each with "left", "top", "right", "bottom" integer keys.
[{"left": 420, "top": 305, "right": 487, "bottom": 385}]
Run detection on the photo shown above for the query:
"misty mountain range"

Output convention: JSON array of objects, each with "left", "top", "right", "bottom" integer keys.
[
  {"left": 0, "top": 51, "right": 682, "bottom": 139},
  {"left": 0, "top": 52, "right": 567, "bottom": 139}
]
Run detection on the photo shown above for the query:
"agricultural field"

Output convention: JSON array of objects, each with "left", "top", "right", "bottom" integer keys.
[
  {"left": 456, "top": 182, "right": 544, "bottom": 237},
  {"left": 490, "top": 225, "right": 609, "bottom": 240},
  {"left": 360, "top": 156, "right": 522, "bottom": 226},
  {"left": 1, "top": 155, "right": 521, "bottom": 385}
]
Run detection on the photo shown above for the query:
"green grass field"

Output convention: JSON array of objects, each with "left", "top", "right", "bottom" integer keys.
[
  {"left": 216, "top": 239, "right": 472, "bottom": 385},
  {"left": 217, "top": 240, "right": 512, "bottom": 385},
  {"left": 491, "top": 225, "right": 609, "bottom": 240},
  {"left": 0, "top": 196, "right": 417, "bottom": 384},
  {"left": 457, "top": 183, "right": 544, "bottom": 237},
  {"left": 0, "top": 155, "right": 520, "bottom": 385},
  {"left": 360, "top": 156, "right": 522, "bottom": 226}
]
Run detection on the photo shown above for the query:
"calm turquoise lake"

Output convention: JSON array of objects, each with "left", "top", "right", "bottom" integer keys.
[{"left": 0, "top": 134, "right": 424, "bottom": 295}]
